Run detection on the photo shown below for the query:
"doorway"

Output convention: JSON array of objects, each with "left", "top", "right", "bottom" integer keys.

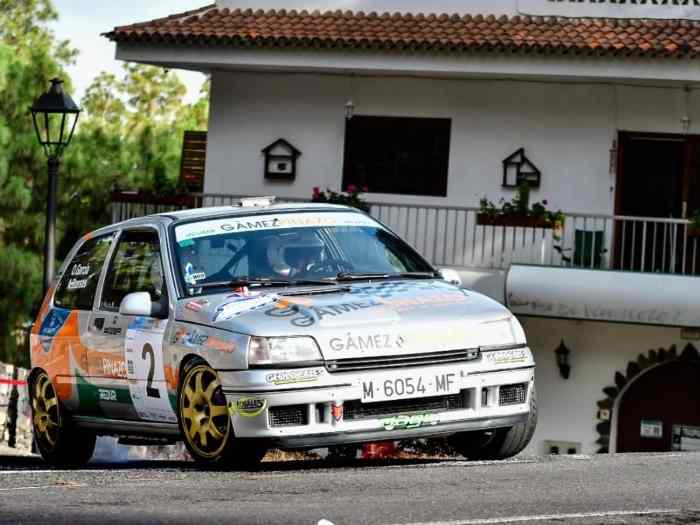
[
  {"left": 616, "top": 361, "right": 700, "bottom": 453},
  {"left": 615, "top": 133, "right": 700, "bottom": 273}
]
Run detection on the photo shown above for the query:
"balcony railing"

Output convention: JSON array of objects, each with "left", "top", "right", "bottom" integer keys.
[{"left": 111, "top": 191, "right": 700, "bottom": 276}]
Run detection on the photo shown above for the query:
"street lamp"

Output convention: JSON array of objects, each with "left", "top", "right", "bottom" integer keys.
[{"left": 30, "top": 78, "right": 81, "bottom": 293}]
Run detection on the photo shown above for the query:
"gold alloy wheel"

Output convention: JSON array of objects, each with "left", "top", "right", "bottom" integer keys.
[
  {"left": 180, "top": 364, "right": 231, "bottom": 459},
  {"left": 32, "top": 373, "right": 60, "bottom": 449}
]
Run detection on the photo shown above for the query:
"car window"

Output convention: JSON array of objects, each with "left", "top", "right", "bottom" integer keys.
[
  {"left": 100, "top": 230, "right": 164, "bottom": 311},
  {"left": 54, "top": 235, "right": 114, "bottom": 310},
  {"left": 173, "top": 212, "right": 434, "bottom": 296}
]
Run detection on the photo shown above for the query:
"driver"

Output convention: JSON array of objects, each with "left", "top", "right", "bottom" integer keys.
[{"left": 283, "top": 232, "right": 327, "bottom": 278}]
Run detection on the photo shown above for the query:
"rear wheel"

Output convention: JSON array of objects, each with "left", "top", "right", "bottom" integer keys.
[
  {"left": 177, "top": 360, "right": 266, "bottom": 469},
  {"left": 30, "top": 371, "right": 96, "bottom": 467},
  {"left": 450, "top": 386, "right": 537, "bottom": 460}
]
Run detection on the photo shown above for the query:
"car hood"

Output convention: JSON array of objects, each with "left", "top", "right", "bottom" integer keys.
[{"left": 175, "top": 279, "right": 520, "bottom": 359}]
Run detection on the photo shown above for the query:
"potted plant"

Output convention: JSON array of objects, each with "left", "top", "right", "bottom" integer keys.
[
  {"left": 477, "top": 182, "right": 565, "bottom": 231},
  {"left": 688, "top": 210, "right": 700, "bottom": 237},
  {"left": 311, "top": 184, "right": 370, "bottom": 212}
]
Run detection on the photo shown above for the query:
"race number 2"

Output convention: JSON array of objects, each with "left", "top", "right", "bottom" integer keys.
[{"left": 125, "top": 319, "right": 177, "bottom": 423}]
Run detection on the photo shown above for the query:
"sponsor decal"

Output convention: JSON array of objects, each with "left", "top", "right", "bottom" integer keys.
[
  {"left": 381, "top": 413, "right": 440, "bottom": 431},
  {"left": 38, "top": 308, "right": 71, "bottom": 338},
  {"left": 98, "top": 388, "right": 117, "bottom": 402},
  {"left": 266, "top": 369, "right": 322, "bottom": 386},
  {"left": 329, "top": 333, "right": 405, "bottom": 353},
  {"left": 172, "top": 327, "right": 209, "bottom": 347},
  {"left": 331, "top": 402, "right": 343, "bottom": 422},
  {"left": 228, "top": 398, "right": 267, "bottom": 417},
  {"left": 484, "top": 348, "right": 528, "bottom": 365},
  {"left": 103, "top": 326, "right": 122, "bottom": 336},
  {"left": 213, "top": 292, "right": 279, "bottom": 323},
  {"left": 185, "top": 299, "right": 209, "bottom": 312},
  {"left": 205, "top": 336, "right": 237, "bottom": 354},
  {"left": 102, "top": 358, "right": 128, "bottom": 379}
]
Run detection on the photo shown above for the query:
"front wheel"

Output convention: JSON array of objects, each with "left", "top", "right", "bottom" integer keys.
[
  {"left": 30, "top": 371, "right": 96, "bottom": 467},
  {"left": 450, "top": 386, "right": 537, "bottom": 461},
  {"left": 177, "top": 360, "right": 267, "bottom": 469}
]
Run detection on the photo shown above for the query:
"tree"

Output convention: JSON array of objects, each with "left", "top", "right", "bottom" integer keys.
[{"left": 0, "top": 1, "right": 210, "bottom": 366}]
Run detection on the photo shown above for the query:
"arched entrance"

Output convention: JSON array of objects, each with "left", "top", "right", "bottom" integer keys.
[
  {"left": 616, "top": 360, "right": 700, "bottom": 453},
  {"left": 595, "top": 344, "right": 700, "bottom": 453}
]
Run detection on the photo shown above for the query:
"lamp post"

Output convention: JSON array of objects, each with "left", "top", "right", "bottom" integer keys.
[{"left": 30, "top": 78, "right": 81, "bottom": 293}]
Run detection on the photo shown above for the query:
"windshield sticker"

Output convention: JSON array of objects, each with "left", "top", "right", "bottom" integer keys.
[
  {"left": 175, "top": 212, "right": 378, "bottom": 242},
  {"left": 213, "top": 292, "right": 279, "bottom": 323},
  {"left": 184, "top": 263, "right": 206, "bottom": 286}
]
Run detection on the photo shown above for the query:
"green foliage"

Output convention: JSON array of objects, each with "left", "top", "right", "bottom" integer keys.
[
  {"left": 0, "top": 0, "right": 210, "bottom": 364},
  {"left": 479, "top": 182, "right": 564, "bottom": 226}
]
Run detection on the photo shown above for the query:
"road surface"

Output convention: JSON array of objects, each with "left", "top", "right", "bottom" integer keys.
[{"left": 0, "top": 451, "right": 699, "bottom": 524}]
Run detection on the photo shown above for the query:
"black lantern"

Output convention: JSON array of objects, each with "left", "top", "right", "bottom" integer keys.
[
  {"left": 554, "top": 340, "right": 571, "bottom": 380},
  {"left": 30, "top": 78, "right": 81, "bottom": 293}
]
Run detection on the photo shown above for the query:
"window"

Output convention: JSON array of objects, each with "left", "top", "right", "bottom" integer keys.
[
  {"left": 54, "top": 235, "right": 113, "bottom": 310},
  {"left": 101, "top": 230, "right": 164, "bottom": 311},
  {"left": 342, "top": 116, "right": 451, "bottom": 197}
]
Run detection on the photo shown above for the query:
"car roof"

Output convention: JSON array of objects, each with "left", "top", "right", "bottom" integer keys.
[{"left": 91, "top": 201, "right": 364, "bottom": 238}]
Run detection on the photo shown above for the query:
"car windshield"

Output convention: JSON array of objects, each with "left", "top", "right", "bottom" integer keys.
[{"left": 173, "top": 211, "right": 434, "bottom": 296}]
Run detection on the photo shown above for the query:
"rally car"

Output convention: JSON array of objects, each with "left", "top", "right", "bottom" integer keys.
[{"left": 30, "top": 198, "right": 536, "bottom": 467}]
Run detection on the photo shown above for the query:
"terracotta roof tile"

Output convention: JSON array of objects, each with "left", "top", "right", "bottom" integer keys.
[{"left": 105, "top": 4, "right": 700, "bottom": 58}]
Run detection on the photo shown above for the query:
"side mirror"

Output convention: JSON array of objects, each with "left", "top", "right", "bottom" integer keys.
[
  {"left": 119, "top": 292, "right": 156, "bottom": 317},
  {"left": 439, "top": 268, "right": 462, "bottom": 287}
]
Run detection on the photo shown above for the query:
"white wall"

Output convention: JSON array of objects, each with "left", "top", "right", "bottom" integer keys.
[
  {"left": 205, "top": 71, "right": 700, "bottom": 214},
  {"left": 521, "top": 317, "right": 689, "bottom": 455}
]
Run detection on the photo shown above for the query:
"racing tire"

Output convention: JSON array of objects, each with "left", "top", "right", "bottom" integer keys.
[
  {"left": 177, "top": 359, "right": 267, "bottom": 470},
  {"left": 450, "top": 386, "right": 537, "bottom": 461},
  {"left": 30, "top": 371, "right": 96, "bottom": 467}
]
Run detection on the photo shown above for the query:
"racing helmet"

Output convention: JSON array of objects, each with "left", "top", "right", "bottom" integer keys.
[{"left": 284, "top": 232, "right": 326, "bottom": 271}]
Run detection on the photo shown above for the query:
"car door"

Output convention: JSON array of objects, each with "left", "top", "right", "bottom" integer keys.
[
  {"left": 46, "top": 233, "right": 115, "bottom": 415},
  {"left": 95, "top": 228, "right": 177, "bottom": 423}
]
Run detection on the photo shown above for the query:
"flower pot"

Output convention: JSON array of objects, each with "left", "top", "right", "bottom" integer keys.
[
  {"left": 687, "top": 225, "right": 700, "bottom": 238},
  {"left": 476, "top": 214, "right": 553, "bottom": 229}
]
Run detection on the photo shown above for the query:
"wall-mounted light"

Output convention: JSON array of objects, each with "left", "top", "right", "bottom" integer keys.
[
  {"left": 554, "top": 340, "right": 571, "bottom": 380},
  {"left": 345, "top": 99, "right": 355, "bottom": 120}
]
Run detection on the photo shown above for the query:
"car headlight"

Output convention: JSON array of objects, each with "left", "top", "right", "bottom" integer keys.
[{"left": 248, "top": 336, "right": 323, "bottom": 367}]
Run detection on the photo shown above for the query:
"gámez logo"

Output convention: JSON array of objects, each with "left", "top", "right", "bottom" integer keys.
[{"left": 329, "top": 333, "right": 405, "bottom": 352}]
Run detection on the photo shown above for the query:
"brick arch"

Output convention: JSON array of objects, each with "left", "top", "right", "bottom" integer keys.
[{"left": 595, "top": 343, "right": 700, "bottom": 453}]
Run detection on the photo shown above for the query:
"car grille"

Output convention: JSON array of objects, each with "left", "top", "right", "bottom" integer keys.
[
  {"left": 269, "top": 405, "right": 308, "bottom": 427},
  {"left": 343, "top": 393, "right": 467, "bottom": 421},
  {"left": 326, "top": 348, "right": 480, "bottom": 373},
  {"left": 499, "top": 383, "right": 527, "bottom": 406}
]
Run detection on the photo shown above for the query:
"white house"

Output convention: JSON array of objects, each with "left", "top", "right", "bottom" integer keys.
[{"left": 107, "top": 0, "right": 700, "bottom": 455}]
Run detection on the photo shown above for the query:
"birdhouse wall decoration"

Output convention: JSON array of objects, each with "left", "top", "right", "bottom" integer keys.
[
  {"left": 502, "top": 148, "right": 541, "bottom": 189},
  {"left": 262, "top": 139, "right": 301, "bottom": 181}
]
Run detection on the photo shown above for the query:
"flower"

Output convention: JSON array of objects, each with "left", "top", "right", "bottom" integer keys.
[
  {"left": 346, "top": 184, "right": 358, "bottom": 194},
  {"left": 363, "top": 186, "right": 369, "bottom": 193},
  {"left": 542, "top": 199, "right": 548, "bottom": 205},
  {"left": 312, "top": 187, "right": 321, "bottom": 198}
]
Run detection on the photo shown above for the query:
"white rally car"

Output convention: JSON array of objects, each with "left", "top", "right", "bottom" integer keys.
[{"left": 30, "top": 199, "right": 536, "bottom": 467}]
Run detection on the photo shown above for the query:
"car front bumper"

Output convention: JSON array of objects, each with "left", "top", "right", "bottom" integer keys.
[{"left": 219, "top": 360, "right": 535, "bottom": 450}]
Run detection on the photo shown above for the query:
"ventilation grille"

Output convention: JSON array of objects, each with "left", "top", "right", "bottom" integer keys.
[
  {"left": 269, "top": 405, "right": 309, "bottom": 427},
  {"left": 499, "top": 383, "right": 527, "bottom": 406},
  {"left": 326, "top": 349, "right": 480, "bottom": 373},
  {"left": 344, "top": 393, "right": 467, "bottom": 421}
]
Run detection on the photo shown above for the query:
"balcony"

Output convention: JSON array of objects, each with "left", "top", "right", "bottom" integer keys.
[{"left": 111, "top": 191, "right": 700, "bottom": 277}]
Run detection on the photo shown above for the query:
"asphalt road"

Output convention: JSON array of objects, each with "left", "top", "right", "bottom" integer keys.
[{"left": 0, "top": 452, "right": 699, "bottom": 525}]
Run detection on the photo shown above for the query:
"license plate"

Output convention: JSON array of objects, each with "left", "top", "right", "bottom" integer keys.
[{"left": 361, "top": 372, "right": 459, "bottom": 403}]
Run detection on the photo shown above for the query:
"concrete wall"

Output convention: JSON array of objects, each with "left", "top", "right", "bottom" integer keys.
[
  {"left": 205, "top": 71, "right": 700, "bottom": 213},
  {"left": 521, "top": 317, "right": 689, "bottom": 455}
]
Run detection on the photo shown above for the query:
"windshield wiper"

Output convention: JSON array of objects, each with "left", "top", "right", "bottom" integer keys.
[
  {"left": 335, "top": 271, "right": 438, "bottom": 282},
  {"left": 193, "top": 278, "right": 339, "bottom": 290}
]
